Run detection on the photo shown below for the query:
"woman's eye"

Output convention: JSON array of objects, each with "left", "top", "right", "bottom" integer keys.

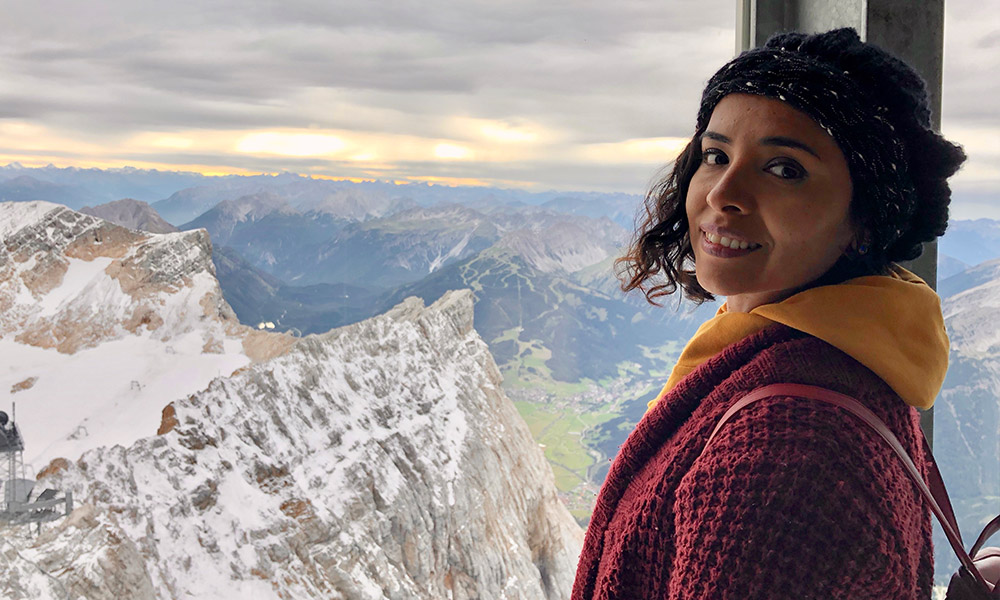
[
  {"left": 765, "top": 160, "right": 806, "bottom": 180},
  {"left": 702, "top": 149, "right": 728, "bottom": 165}
]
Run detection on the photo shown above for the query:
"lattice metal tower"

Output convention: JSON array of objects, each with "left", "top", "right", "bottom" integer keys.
[
  {"left": 0, "top": 407, "right": 72, "bottom": 528},
  {"left": 0, "top": 409, "right": 28, "bottom": 511}
]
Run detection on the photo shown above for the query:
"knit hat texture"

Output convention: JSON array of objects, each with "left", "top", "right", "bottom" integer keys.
[{"left": 696, "top": 28, "right": 965, "bottom": 265}]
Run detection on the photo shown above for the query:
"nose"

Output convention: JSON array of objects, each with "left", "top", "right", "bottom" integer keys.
[{"left": 705, "top": 161, "right": 755, "bottom": 214}]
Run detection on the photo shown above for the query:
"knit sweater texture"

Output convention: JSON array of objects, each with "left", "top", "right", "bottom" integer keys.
[{"left": 571, "top": 324, "right": 933, "bottom": 599}]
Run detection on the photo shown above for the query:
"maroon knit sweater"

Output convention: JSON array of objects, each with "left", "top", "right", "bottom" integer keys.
[{"left": 572, "top": 324, "right": 933, "bottom": 599}]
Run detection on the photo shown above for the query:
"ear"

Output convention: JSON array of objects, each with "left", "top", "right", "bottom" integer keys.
[{"left": 848, "top": 230, "right": 872, "bottom": 257}]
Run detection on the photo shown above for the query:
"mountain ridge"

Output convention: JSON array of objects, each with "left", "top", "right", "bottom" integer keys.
[
  {"left": 80, "top": 198, "right": 179, "bottom": 234},
  {"left": 9, "top": 291, "right": 583, "bottom": 599},
  {"left": 0, "top": 201, "right": 296, "bottom": 467}
]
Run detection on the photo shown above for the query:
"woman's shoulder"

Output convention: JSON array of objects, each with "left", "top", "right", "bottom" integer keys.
[
  {"left": 723, "top": 325, "right": 915, "bottom": 422},
  {"left": 684, "top": 324, "right": 926, "bottom": 470},
  {"left": 671, "top": 385, "right": 931, "bottom": 598},
  {"left": 688, "top": 327, "right": 929, "bottom": 525},
  {"left": 672, "top": 331, "right": 931, "bottom": 594},
  {"left": 643, "top": 324, "right": 921, "bottom": 479}
]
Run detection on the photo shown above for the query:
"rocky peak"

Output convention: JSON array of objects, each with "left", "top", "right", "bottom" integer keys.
[
  {"left": 0, "top": 201, "right": 237, "bottom": 353},
  {"left": 79, "top": 198, "right": 179, "bottom": 234},
  {"left": 0, "top": 200, "right": 295, "bottom": 468},
  {"left": 8, "top": 290, "right": 583, "bottom": 599}
]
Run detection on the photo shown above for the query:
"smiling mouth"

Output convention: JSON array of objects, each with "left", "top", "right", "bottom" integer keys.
[{"left": 702, "top": 230, "right": 762, "bottom": 250}]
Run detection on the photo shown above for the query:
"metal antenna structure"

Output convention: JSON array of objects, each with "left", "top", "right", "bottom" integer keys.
[{"left": 0, "top": 406, "right": 72, "bottom": 529}]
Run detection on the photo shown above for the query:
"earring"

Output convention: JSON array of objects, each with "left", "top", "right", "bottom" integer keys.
[{"left": 850, "top": 234, "right": 871, "bottom": 258}]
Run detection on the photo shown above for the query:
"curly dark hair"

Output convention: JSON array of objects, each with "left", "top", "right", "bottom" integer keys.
[
  {"left": 618, "top": 29, "right": 967, "bottom": 306},
  {"left": 616, "top": 139, "right": 705, "bottom": 304}
]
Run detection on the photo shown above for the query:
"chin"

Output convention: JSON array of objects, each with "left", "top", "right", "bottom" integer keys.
[{"left": 695, "top": 276, "right": 752, "bottom": 298}]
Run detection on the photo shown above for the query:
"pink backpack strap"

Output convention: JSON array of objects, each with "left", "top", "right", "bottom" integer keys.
[{"left": 701, "top": 382, "right": 991, "bottom": 591}]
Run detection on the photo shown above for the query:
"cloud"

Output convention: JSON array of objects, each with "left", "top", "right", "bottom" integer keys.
[
  {"left": 0, "top": 1, "right": 734, "bottom": 132},
  {"left": 943, "top": 3, "right": 1000, "bottom": 129},
  {"left": 236, "top": 132, "right": 347, "bottom": 157},
  {"left": 0, "top": 0, "right": 995, "bottom": 198}
]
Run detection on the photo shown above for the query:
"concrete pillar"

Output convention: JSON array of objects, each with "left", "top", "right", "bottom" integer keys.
[{"left": 737, "top": 0, "right": 945, "bottom": 443}]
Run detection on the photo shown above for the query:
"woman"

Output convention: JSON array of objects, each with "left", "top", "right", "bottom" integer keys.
[{"left": 572, "top": 28, "right": 966, "bottom": 599}]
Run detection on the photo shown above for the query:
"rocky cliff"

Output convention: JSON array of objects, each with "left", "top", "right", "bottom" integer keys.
[
  {"left": 0, "top": 201, "right": 295, "bottom": 468},
  {"left": 0, "top": 201, "right": 583, "bottom": 598},
  {"left": 4, "top": 291, "right": 582, "bottom": 599}
]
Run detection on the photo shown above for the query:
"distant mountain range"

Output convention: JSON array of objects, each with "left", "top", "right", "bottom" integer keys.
[
  {"left": 379, "top": 246, "right": 714, "bottom": 383},
  {"left": 153, "top": 173, "right": 421, "bottom": 225},
  {"left": 0, "top": 163, "right": 209, "bottom": 209},
  {"left": 4, "top": 165, "right": 998, "bottom": 588},
  {"left": 0, "top": 174, "right": 101, "bottom": 208},
  {"left": 939, "top": 218, "right": 1000, "bottom": 268},
  {"left": 56, "top": 173, "right": 709, "bottom": 514}
]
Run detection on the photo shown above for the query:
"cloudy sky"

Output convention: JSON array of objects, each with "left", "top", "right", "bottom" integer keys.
[{"left": 0, "top": 1, "right": 997, "bottom": 215}]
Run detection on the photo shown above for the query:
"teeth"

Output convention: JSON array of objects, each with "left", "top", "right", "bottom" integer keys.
[{"left": 704, "top": 230, "right": 759, "bottom": 250}]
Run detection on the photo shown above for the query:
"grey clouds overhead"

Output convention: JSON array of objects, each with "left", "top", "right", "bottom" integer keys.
[{"left": 0, "top": 0, "right": 996, "bottom": 207}]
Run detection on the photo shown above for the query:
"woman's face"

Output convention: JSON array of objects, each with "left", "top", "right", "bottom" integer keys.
[{"left": 685, "top": 93, "right": 856, "bottom": 313}]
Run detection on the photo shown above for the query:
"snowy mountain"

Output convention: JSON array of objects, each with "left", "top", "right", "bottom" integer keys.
[
  {"left": 938, "top": 253, "right": 971, "bottom": 281},
  {"left": 153, "top": 174, "right": 418, "bottom": 226},
  {"left": 79, "top": 198, "right": 179, "bottom": 234},
  {"left": 938, "top": 258, "right": 1000, "bottom": 305},
  {"left": 940, "top": 218, "right": 1000, "bottom": 268},
  {"left": 0, "top": 201, "right": 583, "bottom": 598},
  {"left": 187, "top": 202, "right": 627, "bottom": 291},
  {"left": 4, "top": 290, "right": 583, "bottom": 599},
  {"left": 930, "top": 260, "right": 1000, "bottom": 581},
  {"left": 0, "top": 201, "right": 295, "bottom": 467}
]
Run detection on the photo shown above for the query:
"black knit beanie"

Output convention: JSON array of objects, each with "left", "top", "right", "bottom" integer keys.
[{"left": 696, "top": 28, "right": 965, "bottom": 266}]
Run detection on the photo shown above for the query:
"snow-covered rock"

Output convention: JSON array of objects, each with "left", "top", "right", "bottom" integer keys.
[
  {"left": 10, "top": 290, "right": 582, "bottom": 599},
  {"left": 0, "top": 201, "right": 582, "bottom": 598},
  {"left": 930, "top": 268, "right": 1000, "bottom": 581},
  {"left": 0, "top": 201, "right": 295, "bottom": 468}
]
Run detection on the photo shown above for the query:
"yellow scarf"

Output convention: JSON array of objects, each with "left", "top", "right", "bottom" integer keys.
[{"left": 648, "top": 265, "right": 948, "bottom": 410}]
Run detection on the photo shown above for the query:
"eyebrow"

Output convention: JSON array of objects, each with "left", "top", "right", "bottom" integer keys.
[
  {"left": 702, "top": 130, "right": 822, "bottom": 160},
  {"left": 761, "top": 135, "right": 821, "bottom": 159}
]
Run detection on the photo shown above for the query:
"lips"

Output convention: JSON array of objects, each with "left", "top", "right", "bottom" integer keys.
[
  {"left": 702, "top": 230, "right": 761, "bottom": 250},
  {"left": 699, "top": 228, "right": 762, "bottom": 258}
]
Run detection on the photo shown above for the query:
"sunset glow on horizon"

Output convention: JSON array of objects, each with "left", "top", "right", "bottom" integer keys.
[{"left": 0, "top": 1, "right": 995, "bottom": 199}]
